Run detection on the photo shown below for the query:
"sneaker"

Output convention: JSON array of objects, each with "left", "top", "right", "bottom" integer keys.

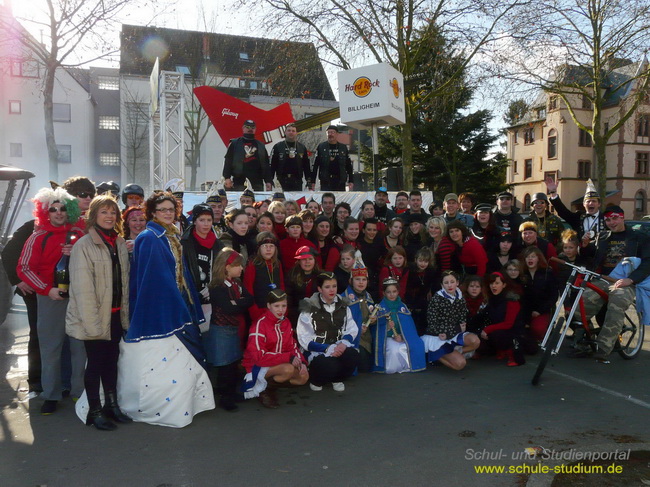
[
  {"left": 332, "top": 382, "right": 345, "bottom": 392},
  {"left": 41, "top": 400, "right": 58, "bottom": 415},
  {"left": 309, "top": 383, "right": 323, "bottom": 392}
]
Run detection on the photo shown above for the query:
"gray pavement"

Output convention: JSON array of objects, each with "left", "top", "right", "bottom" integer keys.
[{"left": 0, "top": 299, "right": 649, "bottom": 487}]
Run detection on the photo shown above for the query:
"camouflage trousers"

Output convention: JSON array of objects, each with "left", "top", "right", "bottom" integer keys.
[{"left": 581, "top": 279, "right": 635, "bottom": 355}]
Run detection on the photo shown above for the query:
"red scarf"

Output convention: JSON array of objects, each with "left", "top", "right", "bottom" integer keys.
[
  {"left": 193, "top": 228, "right": 216, "bottom": 249},
  {"left": 389, "top": 265, "right": 404, "bottom": 281},
  {"left": 465, "top": 294, "right": 484, "bottom": 317},
  {"left": 227, "top": 278, "right": 242, "bottom": 299}
]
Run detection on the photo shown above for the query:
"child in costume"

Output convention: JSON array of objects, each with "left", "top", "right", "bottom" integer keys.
[
  {"left": 343, "top": 252, "right": 376, "bottom": 372},
  {"left": 242, "top": 290, "right": 308, "bottom": 408},
  {"left": 422, "top": 271, "right": 480, "bottom": 370},
  {"left": 371, "top": 278, "right": 426, "bottom": 374}
]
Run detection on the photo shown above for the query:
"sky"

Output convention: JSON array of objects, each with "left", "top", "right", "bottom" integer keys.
[{"left": 7, "top": 0, "right": 511, "bottom": 140}]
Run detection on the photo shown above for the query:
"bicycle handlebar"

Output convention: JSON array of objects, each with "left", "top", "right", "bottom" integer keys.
[{"left": 550, "top": 257, "right": 618, "bottom": 284}]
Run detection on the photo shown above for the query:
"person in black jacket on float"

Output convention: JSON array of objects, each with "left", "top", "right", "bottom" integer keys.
[
  {"left": 311, "top": 125, "right": 354, "bottom": 191},
  {"left": 270, "top": 123, "right": 311, "bottom": 191},
  {"left": 223, "top": 120, "right": 272, "bottom": 191}
]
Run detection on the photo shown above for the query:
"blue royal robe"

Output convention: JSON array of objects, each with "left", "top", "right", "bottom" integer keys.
[
  {"left": 127, "top": 221, "right": 205, "bottom": 343},
  {"left": 371, "top": 298, "right": 426, "bottom": 373},
  {"left": 342, "top": 285, "right": 375, "bottom": 348}
]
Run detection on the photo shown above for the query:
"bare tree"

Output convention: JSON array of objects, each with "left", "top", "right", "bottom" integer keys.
[
  {"left": 496, "top": 0, "right": 650, "bottom": 197},
  {"left": 121, "top": 86, "right": 150, "bottom": 182},
  {"left": 244, "top": 0, "right": 522, "bottom": 188},
  {"left": 0, "top": 1, "right": 140, "bottom": 181}
]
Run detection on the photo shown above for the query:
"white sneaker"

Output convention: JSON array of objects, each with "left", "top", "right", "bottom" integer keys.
[
  {"left": 332, "top": 382, "right": 345, "bottom": 392},
  {"left": 309, "top": 383, "right": 323, "bottom": 392}
]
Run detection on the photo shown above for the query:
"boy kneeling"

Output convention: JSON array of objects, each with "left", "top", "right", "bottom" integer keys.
[{"left": 242, "top": 290, "right": 308, "bottom": 408}]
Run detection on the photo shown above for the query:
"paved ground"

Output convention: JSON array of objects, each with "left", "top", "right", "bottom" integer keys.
[{"left": 0, "top": 299, "right": 648, "bottom": 487}]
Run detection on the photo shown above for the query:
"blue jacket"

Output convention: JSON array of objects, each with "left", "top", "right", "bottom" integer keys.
[
  {"left": 342, "top": 285, "right": 375, "bottom": 348},
  {"left": 609, "top": 257, "right": 650, "bottom": 326},
  {"left": 127, "top": 221, "right": 204, "bottom": 342}
]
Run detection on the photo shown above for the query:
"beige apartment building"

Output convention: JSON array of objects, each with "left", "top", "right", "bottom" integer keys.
[{"left": 506, "top": 59, "right": 650, "bottom": 219}]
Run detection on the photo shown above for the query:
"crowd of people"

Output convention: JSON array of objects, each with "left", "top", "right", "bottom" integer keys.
[{"left": 3, "top": 172, "right": 648, "bottom": 430}]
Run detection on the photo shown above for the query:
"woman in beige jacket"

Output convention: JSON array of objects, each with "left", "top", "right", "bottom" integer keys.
[{"left": 66, "top": 195, "right": 131, "bottom": 431}]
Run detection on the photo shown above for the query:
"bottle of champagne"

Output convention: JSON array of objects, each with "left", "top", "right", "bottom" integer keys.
[{"left": 54, "top": 232, "right": 73, "bottom": 298}]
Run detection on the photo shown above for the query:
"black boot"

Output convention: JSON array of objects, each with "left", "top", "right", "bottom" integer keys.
[
  {"left": 102, "top": 391, "right": 133, "bottom": 423},
  {"left": 86, "top": 408, "right": 117, "bottom": 431}
]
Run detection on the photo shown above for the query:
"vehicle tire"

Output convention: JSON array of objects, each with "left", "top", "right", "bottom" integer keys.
[
  {"left": 618, "top": 313, "right": 645, "bottom": 360},
  {"left": 532, "top": 317, "right": 564, "bottom": 386}
]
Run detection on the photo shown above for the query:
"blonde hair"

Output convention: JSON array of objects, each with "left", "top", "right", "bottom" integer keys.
[
  {"left": 209, "top": 248, "right": 244, "bottom": 288},
  {"left": 268, "top": 201, "right": 286, "bottom": 215},
  {"left": 85, "top": 195, "right": 123, "bottom": 236}
]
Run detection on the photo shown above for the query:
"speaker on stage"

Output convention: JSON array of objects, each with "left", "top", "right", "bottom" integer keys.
[
  {"left": 353, "top": 172, "right": 368, "bottom": 191},
  {"left": 381, "top": 166, "right": 403, "bottom": 191}
]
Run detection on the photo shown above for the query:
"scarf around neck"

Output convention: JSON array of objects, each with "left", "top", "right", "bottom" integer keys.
[{"left": 154, "top": 218, "right": 188, "bottom": 297}]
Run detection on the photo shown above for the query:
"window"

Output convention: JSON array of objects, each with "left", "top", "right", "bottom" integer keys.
[
  {"left": 523, "top": 194, "right": 531, "bottom": 212},
  {"left": 249, "top": 81, "right": 258, "bottom": 90},
  {"left": 99, "top": 153, "right": 120, "bottom": 166},
  {"left": 97, "top": 76, "right": 119, "bottom": 90},
  {"left": 53, "top": 103, "right": 71, "bottom": 122},
  {"left": 239, "top": 52, "right": 249, "bottom": 61},
  {"left": 11, "top": 58, "right": 39, "bottom": 78},
  {"left": 524, "top": 127, "right": 535, "bottom": 144},
  {"left": 239, "top": 79, "right": 247, "bottom": 88},
  {"left": 604, "top": 122, "right": 609, "bottom": 134},
  {"left": 577, "top": 160, "right": 592, "bottom": 179},
  {"left": 549, "top": 96, "right": 558, "bottom": 110},
  {"left": 513, "top": 160, "right": 518, "bottom": 174},
  {"left": 636, "top": 152, "right": 649, "bottom": 175},
  {"left": 57, "top": 145, "right": 71, "bottom": 163},
  {"left": 9, "top": 143, "right": 22, "bottom": 157},
  {"left": 635, "top": 190, "right": 646, "bottom": 213},
  {"left": 638, "top": 115, "right": 649, "bottom": 137},
  {"left": 9, "top": 100, "right": 21, "bottom": 114},
  {"left": 582, "top": 95, "right": 592, "bottom": 109},
  {"left": 524, "top": 159, "right": 533, "bottom": 179},
  {"left": 537, "top": 107, "right": 546, "bottom": 119},
  {"left": 513, "top": 131, "right": 518, "bottom": 144},
  {"left": 547, "top": 129, "right": 557, "bottom": 158},
  {"left": 578, "top": 129, "right": 592, "bottom": 147},
  {"left": 261, "top": 81, "right": 268, "bottom": 90},
  {"left": 99, "top": 116, "right": 119, "bottom": 130}
]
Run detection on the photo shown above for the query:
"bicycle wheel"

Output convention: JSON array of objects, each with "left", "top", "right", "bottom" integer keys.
[
  {"left": 532, "top": 317, "right": 565, "bottom": 386},
  {"left": 618, "top": 313, "right": 645, "bottom": 360}
]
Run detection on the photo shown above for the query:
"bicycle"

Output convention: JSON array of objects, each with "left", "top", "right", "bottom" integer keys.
[{"left": 531, "top": 257, "right": 645, "bottom": 385}]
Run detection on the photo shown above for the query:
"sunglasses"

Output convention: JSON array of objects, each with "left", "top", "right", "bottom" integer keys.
[
  {"left": 77, "top": 192, "right": 95, "bottom": 199},
  {"left": 49, "top": 206, "right": 67, "bottom": 213}
]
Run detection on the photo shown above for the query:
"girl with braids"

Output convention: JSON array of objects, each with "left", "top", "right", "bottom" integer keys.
[{"left": 205, "top": 248, "right": 254, "bottom": 412}]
